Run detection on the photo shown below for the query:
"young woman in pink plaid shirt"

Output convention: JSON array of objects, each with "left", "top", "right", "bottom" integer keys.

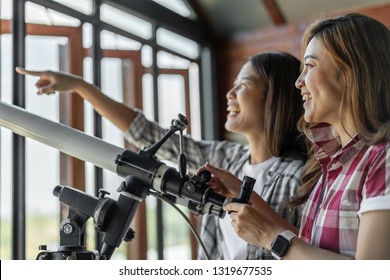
[{"left": 207, "top": 13, "right": 390, "bottom": 259}]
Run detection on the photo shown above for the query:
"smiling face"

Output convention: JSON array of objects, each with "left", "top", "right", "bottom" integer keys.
[
  {"left": 295, "top": 37, "right": 348, "bottom": 127},
  {"left": 225, "top": 61, "right": 266, "bottom": 135}
]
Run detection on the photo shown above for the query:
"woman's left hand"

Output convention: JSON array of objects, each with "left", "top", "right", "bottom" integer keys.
[{"left": 225, "top": 202, "right": 282, "bottom": 249}]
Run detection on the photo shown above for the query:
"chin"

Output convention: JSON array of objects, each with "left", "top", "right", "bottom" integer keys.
[
  {"left": 225, "top": 123, "right": 238, "bottom": 133},
  {"left": 303, "top": 112, "right": 314, "bottom": 123}
]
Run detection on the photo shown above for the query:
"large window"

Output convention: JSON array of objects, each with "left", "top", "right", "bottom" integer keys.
[{"left": 0, "top": 0, "right": 214, "bottom": 260}]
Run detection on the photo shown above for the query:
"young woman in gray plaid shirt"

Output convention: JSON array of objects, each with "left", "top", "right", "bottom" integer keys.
[{"left": 16, "top": 51, "right": 306, "bottom": 260}]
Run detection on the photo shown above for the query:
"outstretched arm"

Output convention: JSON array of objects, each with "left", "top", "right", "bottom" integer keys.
[{"left": 16, "top": 67, "right": 136, "bottom": 132}]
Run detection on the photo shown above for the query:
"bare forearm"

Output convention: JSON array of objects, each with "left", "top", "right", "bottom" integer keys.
[
  {"left": 283, "top": 238, "right": 353, "bottom": 260},
  {"left": 250, "top": 194, "right": 299, "bottom": 234},
  {"left": 73, "top": 81, "right": 137, "bottom": 132}
]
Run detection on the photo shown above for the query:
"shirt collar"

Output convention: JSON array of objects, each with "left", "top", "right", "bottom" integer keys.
[
  {"left": 305, "top": 123, "right": 363, "bottom": 169},
  {"left": 305, "top": 123, "right": 341, "bottom": 161}
]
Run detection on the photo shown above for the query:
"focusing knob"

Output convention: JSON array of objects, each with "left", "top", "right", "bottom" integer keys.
[{"left": 199, "top": 170, "right": 212, "bottom": 182}]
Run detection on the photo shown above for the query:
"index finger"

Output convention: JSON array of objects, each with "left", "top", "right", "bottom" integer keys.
[
  {"left": 195, "top": 164, "right": 206, "bottom": 176},
  {"left": 15, "top": 67, "right": 44, "bottom": 77},
  {"left": 224, "top": 202, "right": 243, "bottom": 213},
  {"left": 205, "top": 162, "right": 230, "bottom": 178}
]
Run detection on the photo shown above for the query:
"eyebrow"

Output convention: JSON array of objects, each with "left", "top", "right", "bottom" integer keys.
[
  {"left": 304, "top": 55, "right": 318, "bottom": 61},
  {"left": 234, "top": 75, "right": 256, "bottom": 84}
]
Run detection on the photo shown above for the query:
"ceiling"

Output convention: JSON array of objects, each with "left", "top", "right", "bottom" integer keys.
[
  {"left": 109, "top": 0, "right": 389, "bottom": 44},
  {"left": 192, "top": 0, "right": 390, "bottom": 37}
]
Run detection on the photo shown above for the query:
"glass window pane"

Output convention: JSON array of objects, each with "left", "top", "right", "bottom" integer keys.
[
  {"left": 25, "top": 139, "right": 60, "bottom": 259},
  {"left": 82, "top": 56, "right": 95, "bottom": 193},
  {"left": 25, "top": 35, "right": 63, "bottom": 259},
  {"left": 1, "top": 34, "right": 12, "bottom": 103},
  {"left": 0, "top": 34, "right": 12, "bottom": 260},
  {"left": 82, "top": 57, "right": 97, "bottom": 250},
  {"left": 142, "top": 74, "right": 154, "bottom": 120},
  {"left": 189, "top": 63, "right": 201, "bottom": 140},
  {"left": 0, "top": 0, "right": 12, "bottom": 20},
  {"left": 141, "top": 45, "right": 152, "bottom": 68},
  {"left": 163, "top": 204, "right": 191, "bottom": 259},
  {"left": 0, "top": 129, "right": 12, "bottom": 259},
  {"left": 157, "top": 28, "right": 199, "bottom": 59},
  {"left": 101, "top": 57, "right": 128, "bottom": 259},
  {"left": 82, "top": 22, "right": 93, "bottom": 49},
  {"left": 53, "top": 0, "right": 93, "bottom": 15},
  {"left": 101, "top": 58, "right": 125, "bottom": 199},
  {"left": 26, "top": 2, "right": 81, "bottom": 26},
  {"left": 158, "top": 74, "right": 186, "bottom": 127},
  {"left": 146, "top": 196, "right": 157, "bottom": 259},
  {"left": 100, "top": 30, "right": 142, "bottom": 51},
  {"left": 157, "top": 75, "right": 191, "bottom": 259},
  {"left": 157, "top": 51, "right": 190, "bottom": 69},
  {"left": 101, "top": 4, "right": 152, "bottom": 40},
  {"left": 152, "top": 0, "right": 196, "bottom": 19}
]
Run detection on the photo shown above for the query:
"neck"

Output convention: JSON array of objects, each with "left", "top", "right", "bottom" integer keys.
[
  {"left": 333, "top": 121, "right": 357, "bottom": 147},
  {"left": 246, "top": 134, "right": 273, "bottom": 164}
]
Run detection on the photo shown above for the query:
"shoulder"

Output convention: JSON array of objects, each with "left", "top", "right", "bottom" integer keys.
[
  {"left": 211, "top": 140, "right": 249, "bottom": 156},
  {"left": 366, "top": 140, "right": 389, "bottom": 155},
  {"left": 211, "top": 140, "right": 249, "bottom": 168},
  {"left": 267, "top": 155, "right": 304, "bottom": 187},
  {"left": 275, "top": 151, "right": 306, "bottom": 174},
  {"left": 357, "top": 140, "right": 390, "bottom": 200},
  {"left": 363, "top": 140, "right": 390, "bottom": 167}
]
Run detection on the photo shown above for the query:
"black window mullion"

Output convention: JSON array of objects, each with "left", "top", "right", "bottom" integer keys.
[
  {"left": 92, "top": 0, "right": 104, "bottom": 252},
  {"left": 11, "top": 0, "right": 26, "bottom": 260},
  {"left": 150, "top": 24, "right": 165, "bottom": 260}
]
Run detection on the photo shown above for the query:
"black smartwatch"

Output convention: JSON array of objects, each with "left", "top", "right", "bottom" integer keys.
[{"left": 270, "top": 230, "right": 296, "bottom": 260}]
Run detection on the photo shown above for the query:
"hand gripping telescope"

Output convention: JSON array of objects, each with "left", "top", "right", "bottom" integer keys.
[{"left": 0, "top": 101, "right": 255, "bottom": 260}]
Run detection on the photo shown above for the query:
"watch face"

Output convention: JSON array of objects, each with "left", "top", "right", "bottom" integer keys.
[{"left": 272, "top": 236, "right": 289, "bottom": 256}]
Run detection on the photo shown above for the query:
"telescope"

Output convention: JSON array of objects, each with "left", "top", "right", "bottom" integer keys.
[{"left": 0, "top": 101, "right": 254, "bottom": 260}]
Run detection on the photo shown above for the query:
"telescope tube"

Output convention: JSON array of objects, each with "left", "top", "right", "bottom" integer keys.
[{"left": 0, "top": 101, "right": 124, "bottom": 173}]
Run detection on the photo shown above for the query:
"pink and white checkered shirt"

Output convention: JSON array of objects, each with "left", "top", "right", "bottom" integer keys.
[{"left": 299, "top": 123, "right": 390, "bottom": 257}]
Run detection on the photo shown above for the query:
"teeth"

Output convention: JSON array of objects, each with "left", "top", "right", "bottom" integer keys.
[
  {"left": 302, "top": 94, "right": 312, "bottom": 101},
  {"left": 227, "top": 106, "right": 240, "bottom": 113}
]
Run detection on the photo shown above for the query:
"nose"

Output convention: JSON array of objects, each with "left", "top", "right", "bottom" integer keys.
[
  {"left": 226, "top": 86, "right": 236, "bottom": 100},
  {"left": 295, "top": 72, "right": 305, "bottom": 89}
]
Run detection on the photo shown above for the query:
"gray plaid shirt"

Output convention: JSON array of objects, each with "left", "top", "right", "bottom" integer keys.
[{"left": 126, "top": 111, "right": 304, "bottom": 260}]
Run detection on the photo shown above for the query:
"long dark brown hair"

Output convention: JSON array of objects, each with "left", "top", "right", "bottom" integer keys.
[
  {"left": 289, "top": 13, "right": 390, "bottom": 207},
  {"left": 249, "top": 52, "right": 307, "bottom": 157}
]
